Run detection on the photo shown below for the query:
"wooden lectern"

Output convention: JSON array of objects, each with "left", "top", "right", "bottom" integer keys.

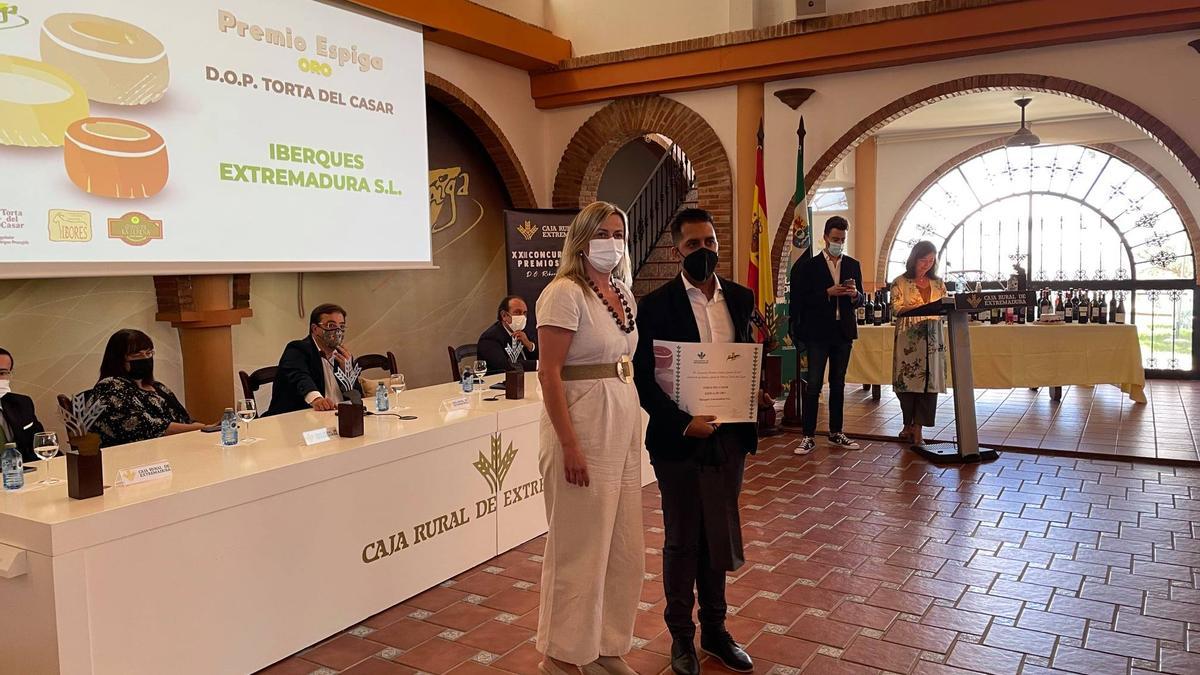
[{"left": 896, "top": 290, "right": 1033, "bottom": 463}]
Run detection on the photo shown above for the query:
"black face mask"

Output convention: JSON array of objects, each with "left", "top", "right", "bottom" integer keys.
[
  {"left": 127, "top": 357, "right": 154, "bottom": 381},
  {"left": 682, "top": 248, "right": 718, "bottom": 283}
]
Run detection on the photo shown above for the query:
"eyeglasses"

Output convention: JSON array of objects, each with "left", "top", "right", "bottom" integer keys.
[{"left": 127, "top": 350, "right": 155, "bottom": 360}]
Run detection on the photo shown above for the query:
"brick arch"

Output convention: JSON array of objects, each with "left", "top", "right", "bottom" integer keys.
[
  {"left": 425, "top": 72, "right": 537, "bottom": 209},
  {"left": 771, "top": 74, "right": 1200, "bottom": 284},
  {"left": 552, "top": 95, "right": 734, "bottom": 278},
  {"left": 877, "top": 137, "right": 1200, "bottom": 284}
]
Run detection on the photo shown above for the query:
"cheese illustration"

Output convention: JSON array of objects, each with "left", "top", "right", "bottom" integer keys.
[
  {"left": 41, "top": 13, "right": 169, "bottom": 105},
  {"left": 0, "top": 55, "right": 89, "bottom": 147},
  {"left": 64, "top": 118, "right": 169, "bottom": 199}
]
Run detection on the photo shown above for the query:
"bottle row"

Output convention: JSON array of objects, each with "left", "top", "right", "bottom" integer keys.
[{"left": 851, "top": 286, "right": 1128, "bottom": 326}]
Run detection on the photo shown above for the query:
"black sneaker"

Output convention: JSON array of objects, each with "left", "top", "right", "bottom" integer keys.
[
  {"left": 828, "top": 432, "right": 861, "bottom": 449},
  {"left": 795, "top": 436, "right": 816, "bottom": 455},
  {"left": 700, "top": 630, "right": 754, "bottom": 672}
]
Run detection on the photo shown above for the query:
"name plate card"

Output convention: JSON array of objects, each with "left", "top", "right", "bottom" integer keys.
[
  {"left": 302, "top": 428, "right": 334, "bottom": 446},
  {"left": 441, "top": 396, "right": 471, "bottom": 411},
  {"left": 116, "top": 460, "right": 173, "bottom": 487}
]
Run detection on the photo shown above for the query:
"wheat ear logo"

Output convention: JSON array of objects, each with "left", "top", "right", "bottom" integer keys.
[
  {"left": 517, "top": 220, "right": 538, "bottom": 241},
  {"left": 474, "top": 433, "right": 518, "bottom": 493}
]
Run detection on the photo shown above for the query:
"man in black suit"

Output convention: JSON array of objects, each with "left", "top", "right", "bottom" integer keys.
[
  {"left": 789, "top": 216, "right": 863, "bottom": 455},
  {"left": 265, "top": 303, "right": 364, "bottom": 416},
  {"left": 477, "top": 295, "right": 537, "bottom": 375},
  {"left": 0, "top": 347, "right": 46, "bottom": 463},
  {"left": 634, "top": 208, "right": 755, "bottom": 675}
]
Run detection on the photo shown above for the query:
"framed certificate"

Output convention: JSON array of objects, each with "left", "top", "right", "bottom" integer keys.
[{"left": 652, "top": 340, "right": 763, "bottom": 423}]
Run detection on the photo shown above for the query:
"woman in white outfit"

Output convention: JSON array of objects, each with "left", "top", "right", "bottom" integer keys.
[{"left": 535, "top": 201, "right": 644, "bottom": 675}]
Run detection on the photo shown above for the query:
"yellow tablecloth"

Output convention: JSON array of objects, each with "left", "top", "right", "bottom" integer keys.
[{"left": 846, "top": 323, "right": 1147, "bottom": 403}]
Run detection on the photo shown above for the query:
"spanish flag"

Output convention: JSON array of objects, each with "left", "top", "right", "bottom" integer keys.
[{"left": 748, "top": 119, "right": 774, "bottom": 321}]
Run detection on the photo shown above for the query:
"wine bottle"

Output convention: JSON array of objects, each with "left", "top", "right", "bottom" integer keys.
[
  {"left": 1055, "top": 291, "right": 1064, "bottom": 319},
  {"left": 872, "top": 290, "right": 883, "bottom": 326},
  {"left": 1078, "top": 291, "right": 1089, "bottom": 324},
  {"left": 1091, "top": 292, "right": 1101, "bottom": 322},
  {"left": 990, "top": 300, "right": 1001, "bottom": 324},
  {"left": 882, "top": 287, "right": 892, "bottom": 323},
  {"left": 1115, "top": 295, "right": 1126, "bottom": 324},
  {"left": 1098, "top": 292, "right": 1108, "bottom": 324},
  {"left": 1109, "top": 293, "right": 1118, "bottom": 323},
  {"left": 856, "top": 294, "right": 866, "bottom": 325},
  {"left": 1065, "top": 290, "right": 1076, "bottom": 323},
  {"left": 865, "top": 292, "right": 875, "bottom": 325},
  {"left": 1017, "top": 303, "right": 1027, "bottom": 324}
]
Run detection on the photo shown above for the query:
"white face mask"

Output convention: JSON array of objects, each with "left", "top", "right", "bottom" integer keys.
[
  {"left": 509, "top": 315, "right": 527, "bottom": 332},
  {"left": 826, "top": 242, "right": 845, "bottom": 257},
  {"left": 0, "top": 380, "right": 10, "bottom": 398},
  {"left": 586, "top": 238, "right": 624, "bottom": 274}
]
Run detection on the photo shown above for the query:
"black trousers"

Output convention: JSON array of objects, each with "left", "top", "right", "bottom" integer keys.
[
  {"left": 802, "top": 339, "right": 854, "bottom": 435},
  {"left": 653, "top": 437, "right": 746, "bottom": 640}
]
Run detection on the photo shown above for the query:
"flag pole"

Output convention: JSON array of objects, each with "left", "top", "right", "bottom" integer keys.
[{"left": 783, "top": 114, "right": 809, "bottom": 429}]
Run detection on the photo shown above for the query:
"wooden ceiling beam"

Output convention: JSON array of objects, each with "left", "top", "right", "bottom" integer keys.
[
  {"left": 346, "top": 0, "right": 571, "bottom": 71},
  {"left": 530, "top": 0, "right": 1200, "bottom": 109}
]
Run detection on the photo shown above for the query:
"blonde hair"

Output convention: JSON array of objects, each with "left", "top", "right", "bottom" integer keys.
[{"left": 555, "top": 201, "right": 633, "bottom": 290}]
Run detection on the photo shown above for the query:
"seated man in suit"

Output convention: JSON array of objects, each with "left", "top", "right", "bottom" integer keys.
[
  {"left": 265, "top": 303, "right": 363, "bottom": 416},
  {"left": 477, "top": 295, "right": 538, "bottom": 375},
  {"left": 0, "top": 347, "right": 46, "bottom": 463}
]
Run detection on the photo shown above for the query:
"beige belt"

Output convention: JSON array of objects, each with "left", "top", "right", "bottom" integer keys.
[{"left": 561, "top": 355, "right": 633, "bottom": 384}]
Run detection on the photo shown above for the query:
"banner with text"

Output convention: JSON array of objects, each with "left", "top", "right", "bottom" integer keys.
[
  {"left": 0, "top": 0, "right": 429, "bottom": 277},
  {"left": 504, "top": 209, "right": 577, "bottom": 329}
]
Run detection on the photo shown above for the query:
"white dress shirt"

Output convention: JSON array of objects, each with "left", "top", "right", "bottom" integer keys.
[
  {"left": 304, "top": 338, "right": 346, "bottom": 405},
  {"left": 682, "top": 274, "right": 735, "bottom": 344},
  {"left": 824, "top": 250, "right": 844, "bottom": 320}
]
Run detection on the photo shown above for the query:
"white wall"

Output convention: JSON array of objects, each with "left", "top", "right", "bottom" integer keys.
[
  {"left": 764, "top": 32, "right": 1200, "bottom": 256},
  {"left": 424, "top": 41, "right": 552, "bottom": 207}
]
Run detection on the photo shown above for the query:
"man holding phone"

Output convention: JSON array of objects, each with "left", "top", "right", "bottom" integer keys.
[{"left": 789, "top": 216, "right": 864, "bottom": 455}]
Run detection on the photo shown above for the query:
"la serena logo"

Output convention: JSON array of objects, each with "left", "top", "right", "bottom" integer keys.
[{"left": 360, "top": 434, "right": 544, "bottom": 565}]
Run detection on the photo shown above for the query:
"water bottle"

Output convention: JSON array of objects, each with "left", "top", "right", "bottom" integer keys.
[
  {"left": 220, "top": 407, "right": 238, "bottom": 446},
  {"left": 461, "top": 370, "right": 474, "bottom": 393},
  {"left": 2, "top": 443, "right": 23, "bottom": 491},
  {"left": 375, "top": 382, "right": 389, "bottom": 411}
]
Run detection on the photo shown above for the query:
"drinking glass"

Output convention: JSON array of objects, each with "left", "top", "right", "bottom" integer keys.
[
  {"left": 388, "top": 374, "right": 409, "bottom": 410},
  {"left": 32, "top": 431, "right": 62, "bottom": 486},
  {"left": 473, "top": 360, "right": 488, "bottom": 384},
  {"left": 236, "top": 398, "right": 257, "bottom": 440}
]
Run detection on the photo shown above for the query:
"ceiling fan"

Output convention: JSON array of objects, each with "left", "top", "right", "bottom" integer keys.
[{"left": 1004, "top": 96, "right": 1041, "bottom": 148}]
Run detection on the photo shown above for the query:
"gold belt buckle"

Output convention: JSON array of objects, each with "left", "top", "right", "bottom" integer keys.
[{"left": 616, "top": 355, "right": 633, "bottom": 384}]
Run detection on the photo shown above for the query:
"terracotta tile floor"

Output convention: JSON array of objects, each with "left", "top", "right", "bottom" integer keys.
[
  {"left": 827, "top": 381, "right": 1200, "bottom": 463},
  {"left": 259, "top": 435, "right": 1200, "bottom": 674}
]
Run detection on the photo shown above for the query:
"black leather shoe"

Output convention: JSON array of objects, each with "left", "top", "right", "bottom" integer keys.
[
  {"left": 670, "top": 637, "right": 700, "bottom": 675},
  {"left": 701, "top": 630, "right": 754, "bottom": 672}
]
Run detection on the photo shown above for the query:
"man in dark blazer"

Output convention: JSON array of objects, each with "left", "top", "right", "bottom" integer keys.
[
  {"left": 634, "top": 208, "right": 755, "bottom": 675},
  {"left": 477, "top": 295, "right": 537, "bottom": 375},
  {"left": 789, "top": 215, "right": 864, "bottom": 455},
  {"left": 0, "top": 348, "right": 45, "bottom": 463},
  {"left": 265, "top": 303, "right": 364, "bottom": 416}
]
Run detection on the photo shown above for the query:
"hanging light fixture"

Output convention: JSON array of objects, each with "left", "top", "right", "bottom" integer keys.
[{"left": 1005, "top": 96, "right": 1040, "bottom": 147}]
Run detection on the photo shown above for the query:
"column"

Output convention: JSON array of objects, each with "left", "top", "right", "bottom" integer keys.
[
  {"left": 155, "top": 275, "right": 252, "bottom": 422},
  {"left": 855, "top": 136, "right": 878, "bottom": 290}
]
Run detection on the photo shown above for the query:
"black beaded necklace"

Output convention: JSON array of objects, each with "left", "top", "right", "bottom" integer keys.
[{"left": 587, "top": 275, "right": 635, "bottom": 334}]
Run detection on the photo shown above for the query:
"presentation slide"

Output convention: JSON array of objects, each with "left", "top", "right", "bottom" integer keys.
[{"left": 0, "top": 0, "right": 430, "bottom": 278}]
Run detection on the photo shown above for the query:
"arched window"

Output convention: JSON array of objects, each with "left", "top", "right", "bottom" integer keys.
[{"left": 886, "top": 144, "right": 1196, "bottom": 373}]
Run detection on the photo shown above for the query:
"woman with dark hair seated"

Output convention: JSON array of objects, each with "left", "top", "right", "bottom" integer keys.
[{"left": 91, "top": 329, "right": 206, "bottom": 447}]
